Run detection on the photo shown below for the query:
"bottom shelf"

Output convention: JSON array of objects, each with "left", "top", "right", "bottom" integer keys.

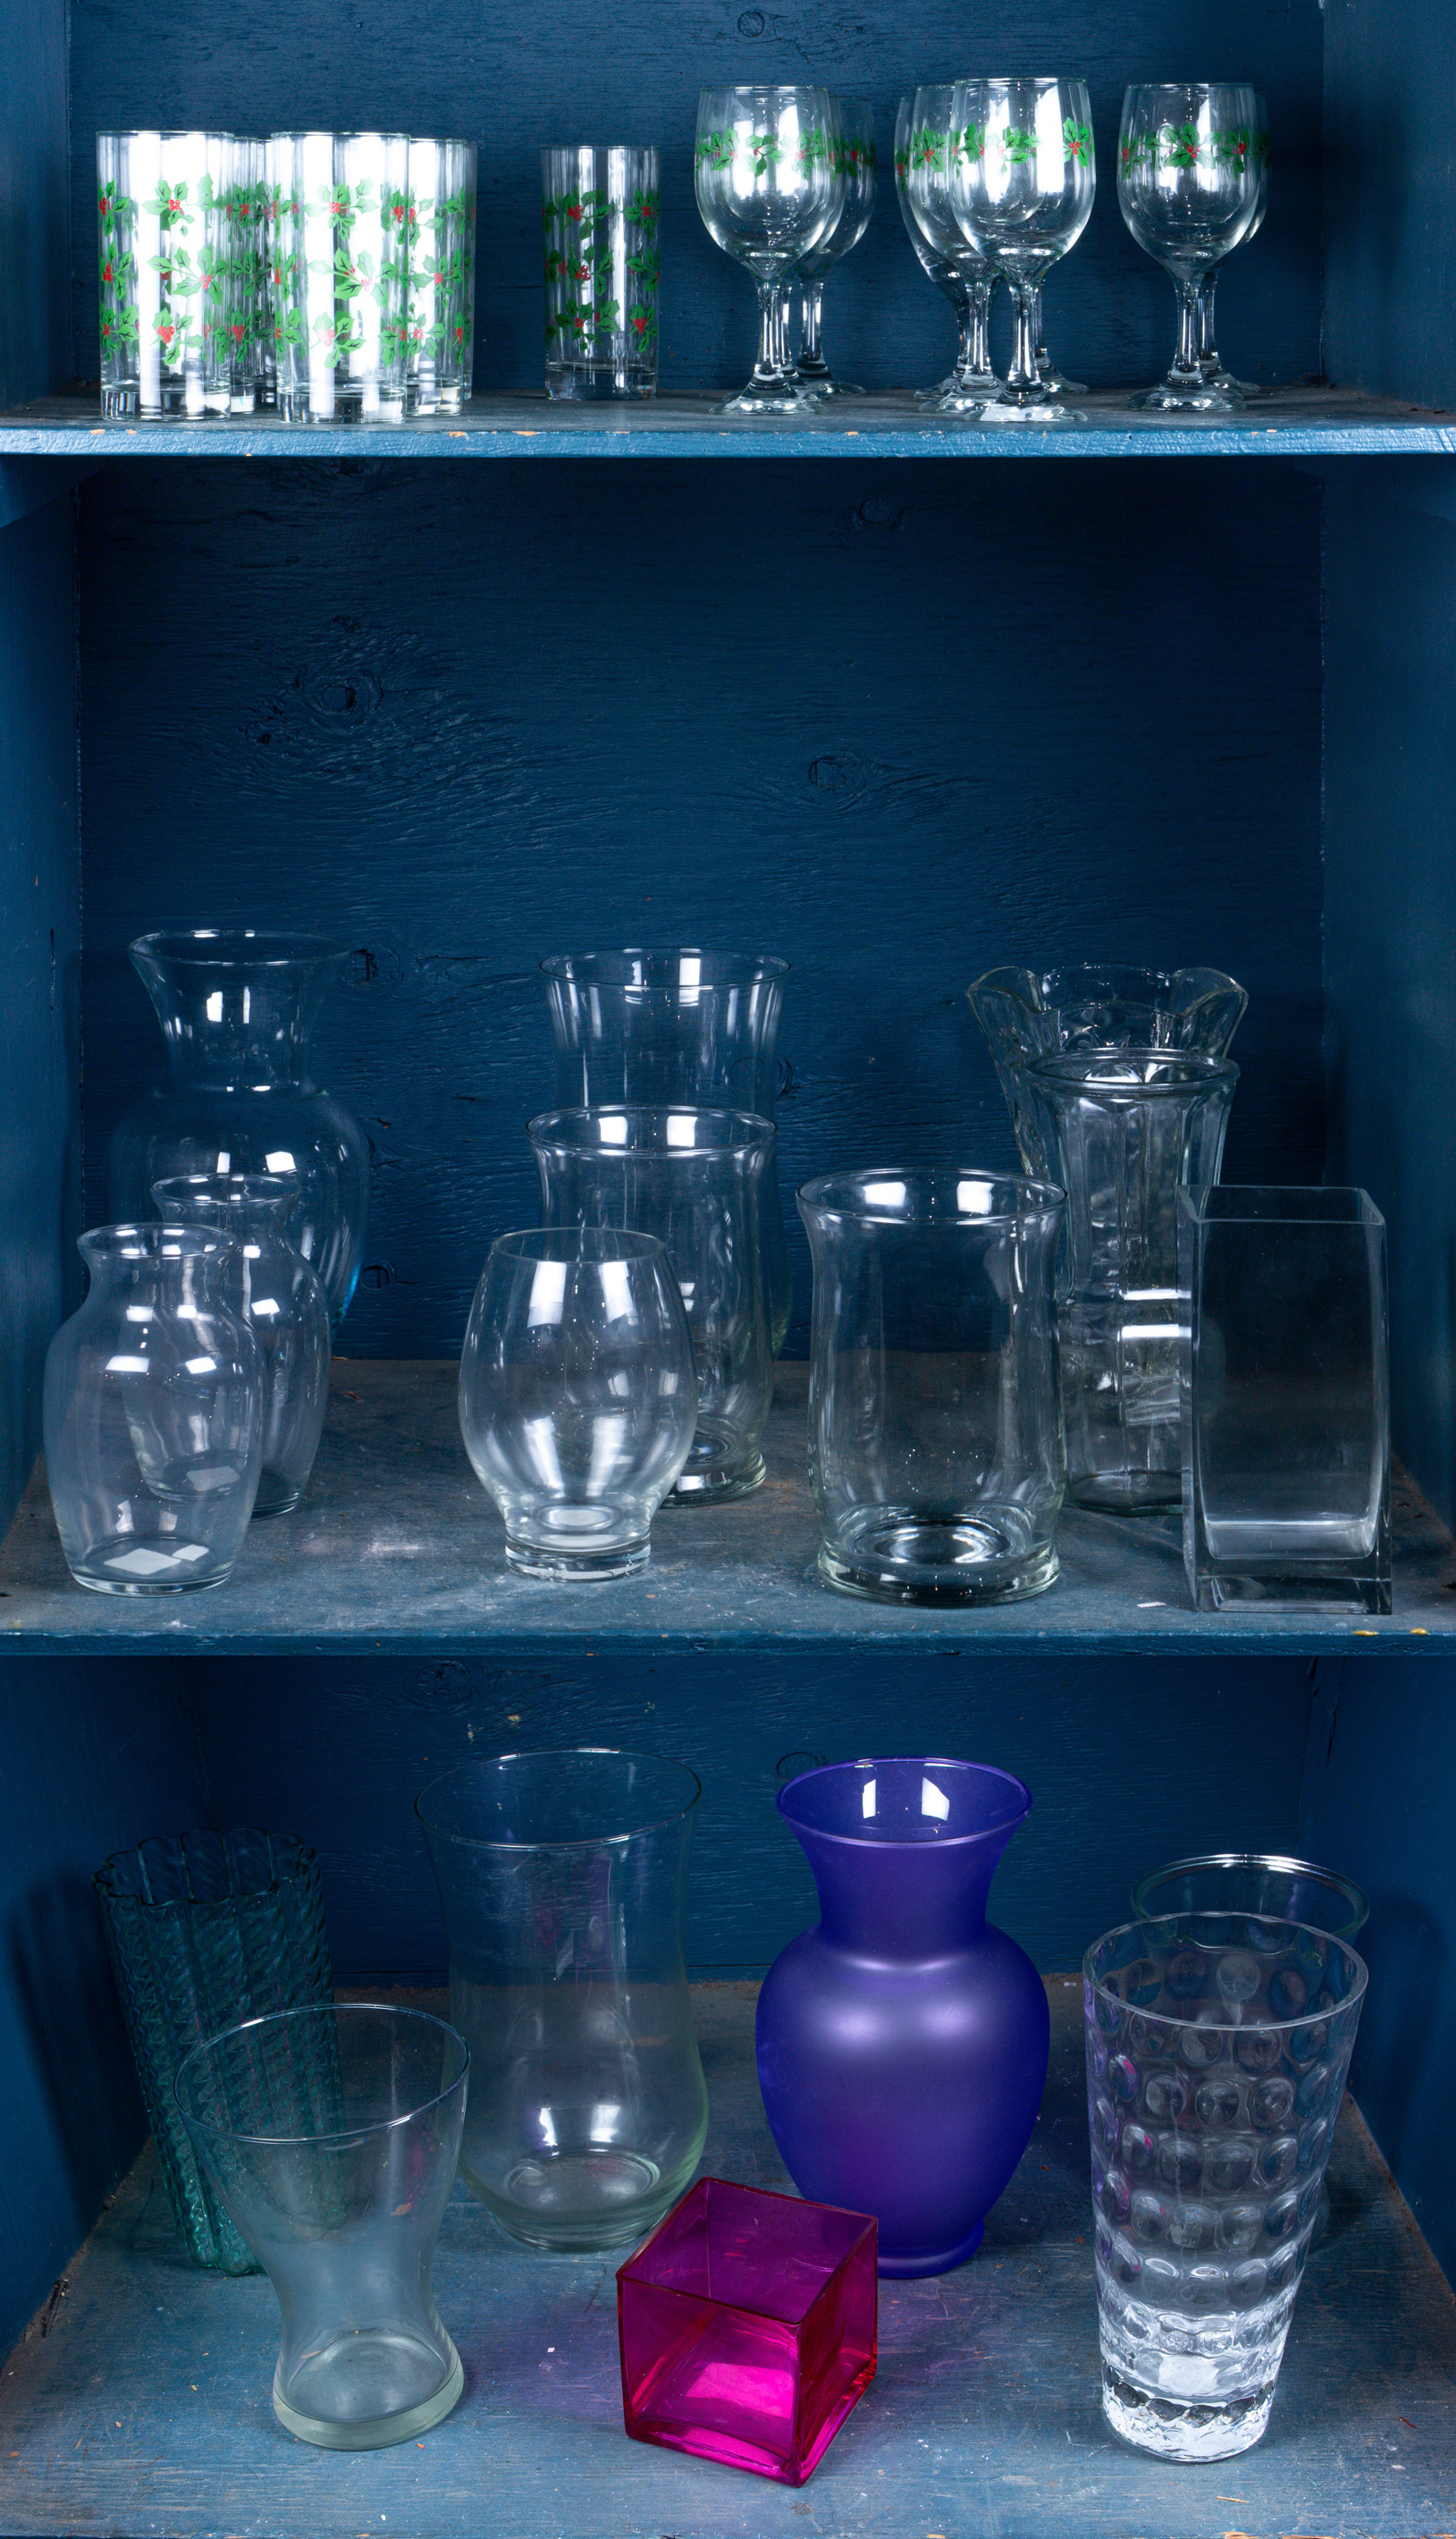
[{"left": 3, "top": 1983, "right": 1452, "bottom": 2539}]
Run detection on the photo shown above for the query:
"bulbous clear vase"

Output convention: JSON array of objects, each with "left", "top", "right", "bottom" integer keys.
[{"left": 105, "top": 932, "right": 368, "bottom": 1329}]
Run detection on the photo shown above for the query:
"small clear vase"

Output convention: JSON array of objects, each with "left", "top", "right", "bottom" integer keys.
[
  {"left": 966, "top": 963, "right": 1247, "bottom": 1177},
  {"left": 43, "top": 1224, "right": 264, "bottom": 1592},
  {"left": 540, "top": 949, "right": 792, "bottom": 1354},
  {"left": 105, "top": 932, "right": 369, "bottom": 1329},
  {"left": 152, "top": 1174, "right": 332, "bottom": 1515},
  {"left": 1029, "top": 1051, "right": 1238, "bottom": 1514},
  {"left": 417, "top": 1750, "right": 709, "bottom": 2253}
]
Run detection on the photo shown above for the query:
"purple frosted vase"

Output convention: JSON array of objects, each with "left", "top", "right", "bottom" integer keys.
[{"left": 755, "top": 1758, "right": 1049, "bottom": 2277}]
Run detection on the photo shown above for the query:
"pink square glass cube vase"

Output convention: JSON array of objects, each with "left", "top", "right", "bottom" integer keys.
[{"left": 616, "top": 2175, "right": 877, "bottom": 2484}]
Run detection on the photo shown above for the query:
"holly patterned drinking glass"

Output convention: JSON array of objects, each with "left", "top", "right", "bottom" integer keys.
[
  {"left": 903, "top": 89, "right": 999, "bottom": 415},
  {"left": 947, "top": 78, "right": 1096, "bottom": 421},
  {"left": 98, "top": 131, "right": 232, "bottom": 418},
  {"left": 407, "top": 139, "right": 477, "bottom": 412},
  {"left": 1118, "top": 85, "right": 1263, "bottom": 411},
  {"left": 694, "top": 88, "right": 842, "bottom": 415},
  {"left": 788, "top": 97, "right": 875, "bottom": 396},
  {"left": 542, "top": 148, "right": 660, "bottom": 399},
  {"left": 266, "top": 130, "right": 409, "bottom": 423},
  {"left": 223, "top": 137, "right": 269, "bottom": 412},
  {"left": 1198, "top": 94, "right": 1270, "bottom": 395}
]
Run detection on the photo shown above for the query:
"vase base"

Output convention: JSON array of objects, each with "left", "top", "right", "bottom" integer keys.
[
  {"left": 819, "top": 1522, "right": 1059, "bottom": 1606},
  {"left": 878, "top": 2221, "right": 985, "bottom": 2277}
]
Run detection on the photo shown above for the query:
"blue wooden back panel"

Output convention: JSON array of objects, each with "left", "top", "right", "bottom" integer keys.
[
  {"left": 1323, "top": 0, "right": 1456, "bottom": 410},
  {"left": 0, "top": 0, "right": 69, "bottom": 415},
  {"left": 67, "top": 0, "right": 1324, "bottom": 399},
  {"left": 77, "top": 455, "right": 1325, "bottom": 1356}
]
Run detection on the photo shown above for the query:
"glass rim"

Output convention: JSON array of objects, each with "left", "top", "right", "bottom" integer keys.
[
  {"left": 152, "top": 1170, "right": 301, "bottom": 1207},
  {"left": 1028, "top": 1048, "right": 1240, "bottom": 1091},
  {"left": 408, "top": 133, "right": 475, "bottom": 151},
  {"left": 1120, "top": 80, "right": 1261, "bottom": 99},
  {"left": 489, "top": 1226, "right": 669, "bottom": 1265},
  {"left": 1130, "top": 1852, "right": 1370, "bottom": 1930},
  {"left": 130, "top": 928, "right": 351, "bottom": 971},
  {"left": 619, "top": 2173, "right": 877, "bottom": 2321},
  {"left": 416, "top": 1748, "right": 703, "bottom": 1849},
  {"left": 539, "top": 143, "right": 661, "bottom": 160},
  {"left": 1084, "top": 1911, "right": 1368, "bottom": 2030},
  {"left": 968, "top": 958, "right": 1245, "bottom": 1005},
  {"left": 527, "top": 1103, "right": 776, "bottom": 1156},
  {"left": 797, "top": 1165, "right": 1065, "bottom": 1223},
  {"left": 778, "top": 1755, "right": 1032, "bottom": 1845},
  {"left": 697, "top": 83, "right": 833, "bottom": 104},
  {"left": 94, "top": 1827, "right": 318, "bottom": 1908},
  {"left": 78, "top": 1221, "right": 235, "bottom": 1261},
  {"left": 1176, "top": 1183, "right": 1383, "bottom": 1226},
  {"left": 173, "top": 2002, "right": 468, "bottom": 2146},
  {"left": 540, "top": 947, "right": 789, "bottom": 984}
]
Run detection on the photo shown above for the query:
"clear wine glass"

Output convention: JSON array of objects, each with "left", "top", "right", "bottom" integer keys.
[
  {"left": 1198, "top": 92, "right": 1269, "bottom": 395},
  {"left": 947, "top": 78, "right": 1096, "bottom": 422},
  {"left": 787, "top": 97, "right": 875, "bottom": 394},
  {"left": 903, "top": 87, "right": 1000, "bottom": 415},
  {"left": 894, "top": 97, "right": 974, "bottom": 403},
  {"left": 1118, "top": 83, "right": 1262, "bottom": 411},
  {"left": 695, "top": 86, "right": 843, "bottom": 415}
]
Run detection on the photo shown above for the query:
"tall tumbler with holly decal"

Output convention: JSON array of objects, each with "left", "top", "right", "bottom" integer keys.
[
  {"left": 102, "top": 131, "right": 233, "bottom": 418},
  {"left": 542, "top": 147, "right": 660, "bottom": 399},
  {"left": 266, "top": 130, "right": 409, "bottom": 423},
  {"left": 406, "top": 139, "right": 477, "bottom": 413}
]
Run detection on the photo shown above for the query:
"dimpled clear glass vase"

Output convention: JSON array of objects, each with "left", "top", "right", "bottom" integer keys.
[
  {"left": 43, "top": 1225, "right": 264, "bottom": 1593},
  {"left": 417, "top": 1750, "right": 709, "bottom": 2253},
  {"left": 153, "top": 1174, "right": 332, "bottom": 1516},
  {"left": 1085, "top": 1913, "right": 1366, "bottom": 2460},
  {"left": 106, "top": 932, "right": 368, "bottom": 1331}
]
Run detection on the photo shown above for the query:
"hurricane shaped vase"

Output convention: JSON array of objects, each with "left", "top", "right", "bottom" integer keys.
[
  {"left": 106, "top": 932, "right": 368, "bottom": 1329},
  {"left": 966, "top": 963, "right": 1247, "bottom": 1178},
  {"left": 417, "top": 1750, "right": 709, "bottom": 2253},
  {"left": 541, "top": 950, "right": 792, "bottom": 1354},
  {"left": 757, "top": 1759, "right": 1049, "bottom": 2276}
]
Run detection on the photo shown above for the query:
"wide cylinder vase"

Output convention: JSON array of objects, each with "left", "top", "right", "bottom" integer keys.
[
  {"left": 105, "top": 932, "right": 369, "bottom": 1329},
  {"left": 541, "top": 949, "right": 792, "bottom": 1354},
  {"left": 1030, "top": 1051, "right": 1238, "bottom": 1514},
  {"left": 967, "top": 963, "right": 1247, "bottom": 1178},
  {"left": 756, "top": 1758, "right": 1049, "bottom": 2276},
  {"left": 797, "top": 1168, "right": 1065, "bottom": 1605},
  {"left": 417, "top": 1750, "right": 709, "bottom": 2253}
]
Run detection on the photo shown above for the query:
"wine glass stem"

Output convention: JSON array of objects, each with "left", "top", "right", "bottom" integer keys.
[
  {"left": 1174, "top": 279, "right": 1202, "bottom": 380},
  {"left": 1007, "top": 283, "right": 1039, "bottom": 392},
  {"left": 753, "top": 279, "right": 787, "bottom": 388},
  {"left": 801, "top": 281, "right": 824, "bottom": 367},
  {"left": 1198, "top": 274, "right": 1219, "bottom": 364},
  {"left": 970, "top": 279, "right": 992, "bottom": 376}
]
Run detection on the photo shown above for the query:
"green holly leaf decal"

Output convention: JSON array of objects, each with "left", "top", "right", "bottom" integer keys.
[
  {"left": 1064, "top": 117, "right": 1093, "bottom": 165},
  {"left": 1000, "top": 126, "right": 1036, "bottom": 165}
]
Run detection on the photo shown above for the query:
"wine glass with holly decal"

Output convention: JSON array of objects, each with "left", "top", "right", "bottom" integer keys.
[
  {"left": 695, "top": 86, "right": 843, "bottom": 414},
  {"left": 1197, "top": 92, "right": 1269, "bottom": 396},
  {"left": 904, "top": 86, "right": 1002, "bottom": 414},
  {"left": 893, "top": 96, "right": 975, "bottom": 404},
  {"left": 947, "top": 78, "right": 1096, "bottom": 422},
  {"left": 1118, "top": 84, "right": 1262, "bottom": 411},
  {"left": 787, "top": 97, "right": 876, "bottom": 395}
]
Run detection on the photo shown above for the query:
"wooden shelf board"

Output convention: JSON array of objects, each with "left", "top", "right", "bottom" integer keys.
[
  {"left": 2, "top": 1980, "right": 1452, "bottom": 2539},
  {"left": 2, "top": 386, "right": 1455, "bottom": 460},
  {"left": 0, "top": 1361, "right": 1452, "bottom": 1656}
]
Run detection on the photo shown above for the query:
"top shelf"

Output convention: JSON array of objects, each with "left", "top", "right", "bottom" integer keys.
[{"left": 2, "top": 386, "right": 1454, "bottom": 461}]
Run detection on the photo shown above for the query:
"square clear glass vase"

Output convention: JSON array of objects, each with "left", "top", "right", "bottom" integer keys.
[{"left": 1178, "top": 1186, "right": 1391, "bottom": 1613}]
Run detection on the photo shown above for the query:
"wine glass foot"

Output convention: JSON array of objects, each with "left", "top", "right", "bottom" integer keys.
[
  {"left": 715, "top": 383, "right": 824, "bottom": 417},
  {"left": 1038, "top": 364, "right": 1089, "bottom": 394},
  {"left": 977, "top": 392, "right": 1087, "bottom": 426},
  {"left": 1130, "top": 375, "right": 1246, "bottom": 413},
  {"left": 1202, "top": 366, "right": 1264, "bottom": 398},
  {"left": 793, "top": 371, "right": 864, "bottom": 397}
]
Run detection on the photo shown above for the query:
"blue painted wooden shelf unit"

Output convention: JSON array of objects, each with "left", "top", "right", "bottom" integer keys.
[{"left": 4, "top": 0, "right": 1456, "bottom": 2533}]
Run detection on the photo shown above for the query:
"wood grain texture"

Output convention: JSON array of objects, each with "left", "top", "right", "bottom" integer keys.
[
  {"left": 66, "top": 0, "right": 1325, "bottom": 401},
  {"left": 189, "top": 1638, "right": 1317, "bottom": 1978},
  {"left": 0, "top": 0, "right": 69, "bottom": 411},
  {"left": 75, "top": 456, "right": 1324, "bottom": 1360},
  {"left": 1324, "top": 0, "right": 1456, "bottom": 409},
  {"left": 4, "top": 1362, "right": 1449, "bottom": 1654},
  {"left": 6, "top": 388, "right": 1455, "bottom": 457},
  {"left": 0, "top": 1660, "right": 206, "bottom": 2361},
  {"left": 3, "top": 1980, "right": 1453, "bottom": 2538}
]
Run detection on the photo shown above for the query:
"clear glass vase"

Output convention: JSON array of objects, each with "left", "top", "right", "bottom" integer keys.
[
  {"left": 43, "top": 1224, "right": 264, "bottom": 1592},
  {"left": 966, "top": 963, "right": 1247, "bottom": 1178},
  {"left": 530, "top": 1105, "right": 774, "bottom": 1503},
  {"left": 417, "top": 1750, "right": 709, "bottom": 2253},
  {"left": 94, "top": 1829, "right": 333, "bottom": 2273},
  {"left": 1029, "top": 1052, "right": 1238, "bottom": 1514},
  {"left": 152, "top": 1174, "right": 332, "bottom": 1516},
  {"left": 540, "top": 949, "right": 792, "bottom": 1354},
  {"left": 176, "top": 2003, "right": 468, "bottom": 2447},
  {"left": 105, "top": 932, "right": 368, "bottom": 1330}
]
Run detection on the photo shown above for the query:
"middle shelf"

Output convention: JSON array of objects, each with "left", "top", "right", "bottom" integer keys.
[{"left": 2, "top": 1360, "right": 1450, "bottom": 1656}]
